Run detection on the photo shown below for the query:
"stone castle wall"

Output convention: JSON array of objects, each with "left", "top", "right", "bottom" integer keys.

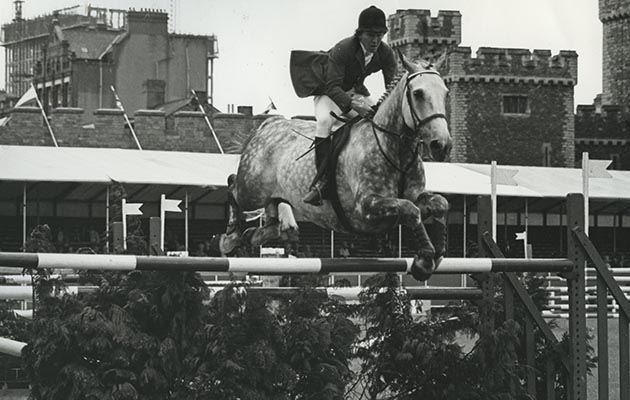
[{"left": 0, "top": 107, "right": 281, "bottom": 152}]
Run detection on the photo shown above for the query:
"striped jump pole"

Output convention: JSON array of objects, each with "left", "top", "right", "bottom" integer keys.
[{"left": 0, "top": 252, "right": 574, "bottom": 275}]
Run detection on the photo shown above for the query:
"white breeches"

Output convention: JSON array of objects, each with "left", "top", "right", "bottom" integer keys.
[{"left": 313, "top": 90, "right": 373, "bottom": 139}]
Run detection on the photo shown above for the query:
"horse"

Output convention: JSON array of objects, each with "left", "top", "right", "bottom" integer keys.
[{"left": 222, "top": 53, "right": 452, "bottom": 281}]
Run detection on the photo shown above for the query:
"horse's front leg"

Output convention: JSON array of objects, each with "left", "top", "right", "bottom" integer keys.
[
  {"left": 415, "top": 192, "right": 449, "bottom": 260},
  {"left": 360, "top": 195, "right": 437, "bottom": 281}
]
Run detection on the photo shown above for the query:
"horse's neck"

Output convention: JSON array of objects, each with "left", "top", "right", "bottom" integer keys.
[{"left": 370, "top": 80, "right": 407, "bottom": 146}]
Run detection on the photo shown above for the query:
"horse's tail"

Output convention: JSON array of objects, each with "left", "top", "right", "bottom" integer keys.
[
  {"left": 220, "top": 173, "right": 245, "bottom": 256},
  {"left": 224, "top": 115, "right": 284, "bottom": 154}
]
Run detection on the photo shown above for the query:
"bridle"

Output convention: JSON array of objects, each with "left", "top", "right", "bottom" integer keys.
[
  {"left": 366, "top": 69, "right": 448, "bottom": 196},
  {"left": 403, "top": 70, "right": 448, "bottom": 131},
  {"left": 368, "top": 69, "right": 447, "bottom": 160}
]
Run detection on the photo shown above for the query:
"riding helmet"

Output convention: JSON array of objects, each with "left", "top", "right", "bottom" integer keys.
[{"left": 358, "top": 6, "right": 388, "bottom": 33}]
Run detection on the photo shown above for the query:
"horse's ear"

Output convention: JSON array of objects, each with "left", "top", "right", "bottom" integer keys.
[
  {"left": 432, "top": 51, "right": 448, "bottom": 73},
  {"left": 396, "top": 48, "right": 416, "bottom": 73}
]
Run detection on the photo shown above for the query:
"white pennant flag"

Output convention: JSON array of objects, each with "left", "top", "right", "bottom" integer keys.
[
  {"left": 495, "top": 167, "right": 519, "bottom": 186},
  {"left": 161, "top": 196, "right": 182, "bottom": 213},
  {"left": 587, "top": 159, "right": 612, "bottom": 179},
  {"left": 15, "top": 85, "right": 38, "bottom": 107},
  {"left": 123, "top": 201, "right": 143, "bottom": 216},
  {"left": 515, "top": 231, "right": 526, "bottom": 241}
]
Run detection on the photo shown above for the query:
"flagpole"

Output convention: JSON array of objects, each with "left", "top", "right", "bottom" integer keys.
[
  {"left": 111, "top": 86, "right": 142, "bottom": 151},
  {"left": 160, "top": 194, "right": 166, "bottom": 251},
  {"left": 30, "top": 84, "right": 58, "bottom": 147},
  {"left": 22, "top": 184, "right": 27, "bottom": 249},
  {"left": 462, "top": 195, "right": 467, "bottom": 288},
  {"left": 121, "top": 198, "right": 127, "bottom": 250},
  {"left": 524, "top": 198, "right": 529, "bottom": 258},
  {"left": 490, "top": 161, "right": 497, "bottom": 241},
  {"left": 191, "top": 90, "right": 224, "bottom": 154},
  {"left": 185, "top": 190, "right": 189, "bottom": 253},
  {"left": 105, "top": 186, "right": 110, "bottom": 254},
  {"left": 581, "top": 152, "right": 589, "bottom": 235}
]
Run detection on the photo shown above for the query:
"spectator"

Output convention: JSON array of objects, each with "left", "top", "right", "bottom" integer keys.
[
  {"left": 285, "top": 242, "right": 297, "bottom": 258},
  {"left": 192, "top": 242, "right": 206, "bottom": 257},
  {"left": 203, "top": 239, "right": 212, "bottom": 256},
  {"left": 339, "top": 241, "right": 351, "bottom": 258}
]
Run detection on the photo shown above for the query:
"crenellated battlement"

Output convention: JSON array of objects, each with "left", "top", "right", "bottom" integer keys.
[
  {"left": 0, "top": 107, "right": 281, "bottom": 152},
  {"left": 442, "top": 46, "right": 578, "bottom": 86},
  {"left": 599, "top": 0, "right": 630, "bottom": 21},
  {"left": 387, "top": 9, "right": 461, "bottom": 47},
  {"left": 575, "top": 103, "right": 630, "bottom": 140}
]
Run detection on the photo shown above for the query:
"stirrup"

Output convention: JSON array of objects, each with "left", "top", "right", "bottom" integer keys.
[{"left": 303, "top": 185, "right": 324, "bottom": 206}]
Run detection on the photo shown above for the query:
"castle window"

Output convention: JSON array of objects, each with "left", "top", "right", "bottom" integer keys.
[
  {"left": 542, "top": 142, "right": 552, "bottom": 166},
  {"left": 502, "top": 95, "right": 529, "bottom": 115}
]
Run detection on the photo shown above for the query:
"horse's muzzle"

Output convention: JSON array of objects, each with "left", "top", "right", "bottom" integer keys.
[{"left": 430, "top": 139, "right": 452, "bottom": 162}]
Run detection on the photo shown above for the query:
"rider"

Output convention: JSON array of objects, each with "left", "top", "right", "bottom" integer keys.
[{"left": 290, "top": 5, "right": 398, "bottom": 206}]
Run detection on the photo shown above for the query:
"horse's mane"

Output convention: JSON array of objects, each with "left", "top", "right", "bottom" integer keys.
[{"left": 375, "top": 59, "right": 434, "bottom": 108}]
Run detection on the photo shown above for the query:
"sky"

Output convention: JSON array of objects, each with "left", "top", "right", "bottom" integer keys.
[{"left": 0, "top": 0, "right": 602, "bottom": 117}]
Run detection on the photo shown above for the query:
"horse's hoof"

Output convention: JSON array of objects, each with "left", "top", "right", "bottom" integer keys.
[
  {"left": 410, "top": 255, "right": 435, "bottom": 281},
  {"left": 219, "top": 233, "right": 241, "bottom": 256},
  {"left": 249, "top": 225, "right": 281, "bottom": 247}
]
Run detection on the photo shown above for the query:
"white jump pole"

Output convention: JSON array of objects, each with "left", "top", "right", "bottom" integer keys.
[{"left": 0, "top": 337, "right": 26, "bottom": 357}]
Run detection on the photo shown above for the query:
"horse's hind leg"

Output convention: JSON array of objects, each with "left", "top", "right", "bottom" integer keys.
[
  {"left": 244, "top": 200, "right": 299, "bottom": 247},
  {"left": 220, "top": 176, "right": 245, "bottom": 256},
  {"left": 277, "top": 202, "right": 299, "bottom": 242},
  {"left": 245, "top": 200, "right": 285, "bottom": 247}
]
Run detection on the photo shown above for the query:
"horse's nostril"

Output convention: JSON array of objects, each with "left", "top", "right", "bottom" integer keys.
[
  {"left": 430, "top": 140, "right": 442, "bottom": 153},
  {"left": 430, "top": 140, "right": 448, "bottom": 161}
]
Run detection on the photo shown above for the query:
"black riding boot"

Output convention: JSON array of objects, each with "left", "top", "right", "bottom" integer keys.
[{"left": 303, "top": 137, "right": 332, "bottom": 206}]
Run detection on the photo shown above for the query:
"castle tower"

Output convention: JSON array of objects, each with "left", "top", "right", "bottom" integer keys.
[
  {"left": 600, "top": 0, "right": 630, "bottom": 108},
  {"left": 387, "top": 9, "right": 461, "bottom": 62}
]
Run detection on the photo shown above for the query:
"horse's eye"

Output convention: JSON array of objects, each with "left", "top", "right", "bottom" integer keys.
[{"left": 413, "top": 89, "right": 424, "bottom": 99}]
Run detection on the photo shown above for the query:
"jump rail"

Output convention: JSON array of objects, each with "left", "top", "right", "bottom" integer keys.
[
  {"left": 0, "top": 252, "right": 574, "bottom": 275},
  {"left": 0, "top": 337, "right": 26, "bottom": 358}
]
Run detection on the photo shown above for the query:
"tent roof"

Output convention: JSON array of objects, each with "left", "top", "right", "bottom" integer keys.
[
  {"left": 0, "top": 145, "right": 239, "bottom": 187},
  {"left": 429, "top": 163, "right": 630, "bottom": 200},
  {"left": 1, "top": 145, "right": 629, "bottom": 213}
]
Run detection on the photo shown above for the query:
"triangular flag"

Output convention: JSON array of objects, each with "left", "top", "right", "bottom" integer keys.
[
  {"left": 587, "top": 159, "right": 612, "bottom": 178},
  {"left": 161, "top": 197, "right": 182, "bottom": 213},
  {"left": 262, "top": 97, "right": 278, "bottom": 114},
  {"left": 515, "top": 231, "right": 527, "bottom": 241},
  {"left": 123, "top": 202, "right": 143, "bottom": 216},
  {"left": 496, "top": 168, "right": 518, "bottom": 186},
  {"left": 15, "top": 85, "right": 38, "bottom": 107}
]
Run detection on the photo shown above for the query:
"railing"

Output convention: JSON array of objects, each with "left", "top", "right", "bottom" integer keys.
[{"left": 573, "top": 227, "right": 630, "bottom": 400}]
